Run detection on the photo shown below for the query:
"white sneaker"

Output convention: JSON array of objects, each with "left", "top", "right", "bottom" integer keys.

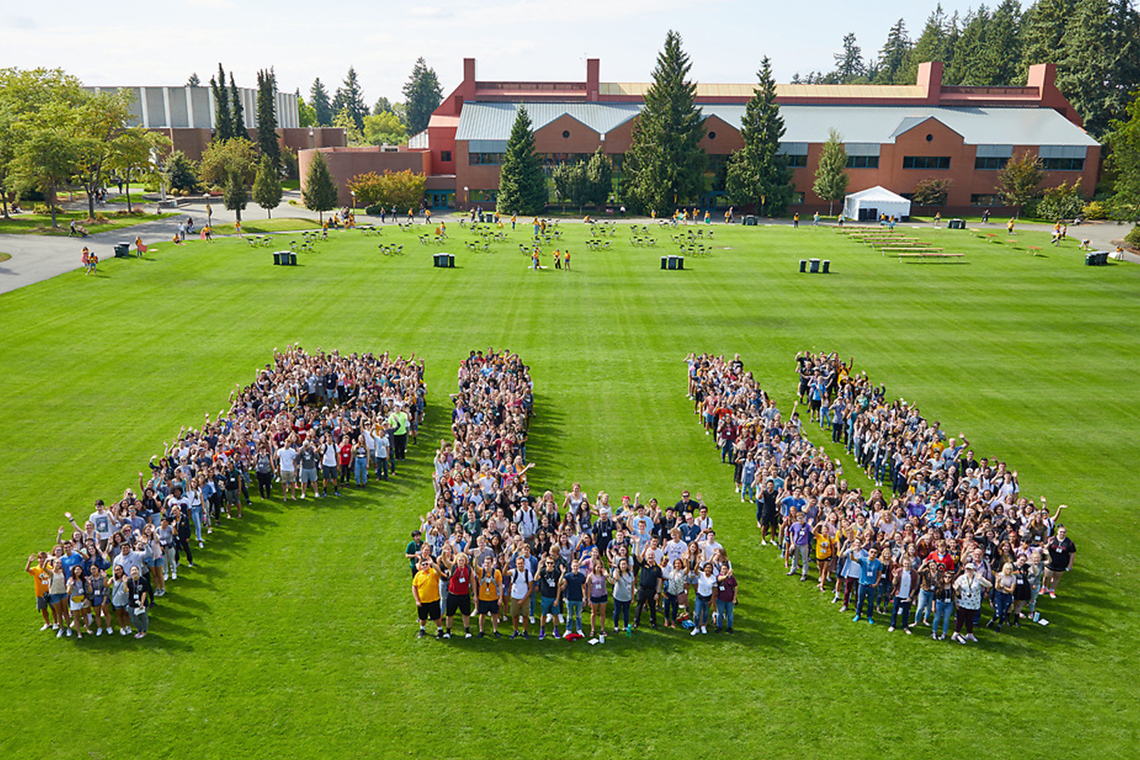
[
  {"left": 199, "top": 541, "right": 204, "bottom": 548},
  {"left": 300, "top": 493, "right": 305, "bottom": 499},
  {"left": 529, "top": 615, "right": 536, "bottom": 624},
  {"left": 544, "top": 614, "right": 553, "bottom": 624},
  {"left": 691, "top": 627, "right": 700, "bottom": 636},
  {"left": 464, "top": 632, "right": 472, "bottom": 639},
  {"left": 96, "top": 628, "right": 103, "bottom": 636},
  {"left": 40, "top": 623, "right": 50, "bottom": 631},
  {"left": 171, "top": 570, "right": 178, "bottom": 580},
  {"left": 124, "top": 627, "right": 132, "bottom": 635},
  {"left": 66, "top": 628, "right": 72, "bottom": 637},
  {"left": 966, "top": 633, "right": 977, "bottom": 642},
  {"left": 57, "top": 628, "right": 64, "bottom": 638},
  {"left": 761, "top": 539, "right": 767, "bottom": 546},
  {"left": 701, "top": 626, "right": 708, "bottom": 634},
  {"left": 558, "top": 614, "right": 565, "bottom": 624},
  {"left": 52, "top": 623, "right": 59, "bottom": 631}
]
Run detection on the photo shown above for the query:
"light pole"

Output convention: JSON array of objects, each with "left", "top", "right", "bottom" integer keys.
[
  {"left": 309, "top": 127, "right": 314, "bottom": 149},
  {"left": 464, "top": 186, "right": 469, "bottom": 211}
]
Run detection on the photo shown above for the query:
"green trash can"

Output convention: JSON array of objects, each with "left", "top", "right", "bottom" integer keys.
[
  {"left": 272, "top": 252, "right": 282, "bottom": 265},
  {"left": 661, "top": 257, "right": 668, "bottom": 270},
  {"left": 286, "top": 252, "right": 297, "bottom": 266},
  {"left": 114, "top": 243, "right": 130, "bottom": 258}
]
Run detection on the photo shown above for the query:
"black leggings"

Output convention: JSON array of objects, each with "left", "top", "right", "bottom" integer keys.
[
  {"left": 175, "top": 537, "right": 194, "bottom": 565},
  {"left": 256, "top": 471, "right": 273, "bottom": 498},
  {"left": 635, "top": 589, "right": 658, "bottom": 626}
]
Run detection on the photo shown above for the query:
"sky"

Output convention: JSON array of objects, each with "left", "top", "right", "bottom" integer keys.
[{"left": 2, "top": 0, "right": 983, "bottom": 105}]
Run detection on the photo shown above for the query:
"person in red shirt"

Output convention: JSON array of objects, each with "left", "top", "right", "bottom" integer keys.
[
  {"left": 337, "top": 438, "right": 353, "bottom": 484},
  {"left": 442, "top": 553, "right": 474, "bottom": 638},
  {"left": 925, "top": 539, "right": 956, "bottom": 574}
]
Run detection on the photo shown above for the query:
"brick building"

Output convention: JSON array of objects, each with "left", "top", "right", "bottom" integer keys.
[{"left": 306, "top": 57, "right": 1100, "bottom": 215}]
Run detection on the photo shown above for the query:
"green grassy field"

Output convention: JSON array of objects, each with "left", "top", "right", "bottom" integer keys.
[
  {"left": 0, "top": 209, "right": 171, "bottom": 235},
  {"left": 1, "top": 221, "right": 1138, "bottom": 758}
]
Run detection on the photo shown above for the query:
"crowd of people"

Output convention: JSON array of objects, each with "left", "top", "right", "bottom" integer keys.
[
  {"left": 409, "top": 349, "right": 738, "bottom": 643},
  {"left": 26, "top": 345, "right": 425, "bottom": 642},
  {"left": 688, "top": 351, "right": 1075, "bottom": 644}
]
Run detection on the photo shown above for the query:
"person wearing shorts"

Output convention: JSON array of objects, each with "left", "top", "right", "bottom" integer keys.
[
  {"left": 508, "top": 556, "right": 533, "bottom": 639},
  {"left": 561, "top": 559, "right": 586, "bottom": 638},
  {"left": 320, "top": 435, "right": 341, "bottom": 498},
  {"left": 277, "top": 439, "right": 298, "bottom": 500},
  {"left": 443, "top": 553, "right": 474, "bottom": 639},
  {"left": 26, "top": 552, "right": 53, "bottom": 631},
  {"left": 413, "top": 559, "right": 443, "bottom": 639},
  {"left": 66, "top": 566, "right": 92, "bottom": 639},
  {"left": 298, "top": 441, "right": 320, "bottom": 499},
  {"left": 475, "top": 557, "right": 502, "bottom": 638},
  {"left": 587, "top": 563, "right": 608, "bottom": 642},
  {"left": 536, "top": 557, "right": 562, "bottom": 640}
]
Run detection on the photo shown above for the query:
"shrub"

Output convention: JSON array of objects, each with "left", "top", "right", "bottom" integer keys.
[
  {"left": 364, "top": 204, "right": 384, "bottom": 216},
  {"left": 912, "top": 177, "right": 953, "bottom": 206},
  {"left": 1126, "top": 225, "right": 1140, "bottom": 249},
  {"left": 1082, "top": 201, "right": 1108, "bottom": 220},
  {"left": 1037, "top": 180, "right": 1084, "bottom": 220},
  {"left": 32, "top": 203, "right": 62, "bottom": 214}
]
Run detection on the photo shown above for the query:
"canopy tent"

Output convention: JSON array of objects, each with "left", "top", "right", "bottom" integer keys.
[{"left": 842, "top": 185, "right": 912, "bottom": 222}]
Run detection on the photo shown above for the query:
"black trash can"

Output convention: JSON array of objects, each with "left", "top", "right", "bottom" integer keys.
[
  {"left": 661, "top": 256, "right": 668, "bottom": 270},
  {"left": 287, "top": 252, "right": 297, "bottom": 266},
  {"left": 949, "top": 218, "right": 965, "bottom": 230},
  {"left": 799, "top": 259, "right": 807, "bottom": 273},
  {"left": 822, "top": 260, "right": 831, "bottom": 274},
  {"left": 676, "top": 255, "right": 684, "bottom": 270},
  {"left": 810, "top": 258, "right": 821, "bottom": 273},
  {"left": 114, "top": 243, "right": 130, "bottom": 258},
  {"left": 446, "top": 253, "right": 455, "bottom": 268},
  {"left": 273, "top": 251, "right": 282, "bottom": 265}
]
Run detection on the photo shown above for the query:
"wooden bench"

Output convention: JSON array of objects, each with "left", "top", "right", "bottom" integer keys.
[
  {"left": 882, "top": 246, "right": 943, "bottom": 252},
  {"left": 896, "top": 251, "right": 963, "bottom": 262}
]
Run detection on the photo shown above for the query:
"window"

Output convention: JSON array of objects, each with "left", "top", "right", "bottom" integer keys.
[
  {"left": 786, "top": 154, "right": 807, "bottom": 168},
  {"left": 470, "top": 189, "right": 498, "bottom": 203},
  {"left": 1042, "top": 157, "right": 1084, "bottom": 171},
  {"left": 708, "top": 131, "right": 717, "bottom": 140},
  {"left": 846, "top": 155, "right": 879, "bottom": 169},
  {"left": 440, "top": 150, "right": 452, "bottom": 163},
  {"left": 970, "top": 193, "right": 1002, "bottom": 206},
  {"left": 903, "top": 156, "right": 951, "bottom": 170},
  {"left": 975, "top": 156, "right": 1007, "bottom": 170},
  {"left": 562, "top": 130, "right": 570, "bottom": 138},
  {"left": 790, "top": 191, "right": 805, "bottom": 205},
  {"left": 470, "top": 153, "right": 503, "bottom": 166}
]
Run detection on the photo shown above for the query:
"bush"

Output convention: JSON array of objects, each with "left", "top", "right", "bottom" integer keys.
[
  {"left": 1037, "top": 180, "right": 1084, "bottom": 220},
  {"left": 32, "top": 203, "right": 62, "bottom": 214},
  {"left": 1126, "top": 225, "right": 1140, "bottom": 249},
  {"left": 1082, "top": 201, "right": 1108, "bottom": 220},
  {"left": 364, "top": 204, "right": 384, "bottom": 216}
]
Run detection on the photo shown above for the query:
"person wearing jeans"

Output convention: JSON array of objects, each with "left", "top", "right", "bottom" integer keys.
[
  {"left": 610, "top": 560, "right": 634, "bottom": 633},
  {"left": 911, "top": 560, "right": 938, "bottom": 629},
  {"left": 932, "top": 570, "right": 955, "bottom": 640},
  {"left": 786, "top": 512, "right": 812, "bottom": 581},
  {"left": 352, "top": 437, "right": 369, "bottom": 486},
  {"left": 663, "top": 560, "right": 685, "bottom": 628},
  {"left": 888, "top": 562, "right": 917, "bottom": 633},
  {"left": 691, "top": 562, "right": 717, "bottom": 636},
  {"left": 715, "top": 566, "right": 738, "bottom": 633},
  {"left": 845, "top": 543, "right": 883, "bottom": 624}
]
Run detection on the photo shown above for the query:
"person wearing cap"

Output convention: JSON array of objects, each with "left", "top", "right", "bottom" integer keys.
[{"left": 952, "top": 561, "right": 992, "bottom": 643}]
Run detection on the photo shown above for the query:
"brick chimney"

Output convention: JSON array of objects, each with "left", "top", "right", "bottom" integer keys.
[{"left": 587, "top": 58, "right": 600, "bottom": 101}]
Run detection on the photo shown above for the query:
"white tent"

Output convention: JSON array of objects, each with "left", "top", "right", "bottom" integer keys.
[{"left": 842, "top": 185, "right": 912, "bottom": 222}]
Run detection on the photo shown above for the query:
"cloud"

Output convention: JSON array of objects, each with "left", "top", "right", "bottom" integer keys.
[
  {"left": 186, "top": 0, "right": 234, "bottom": 8},
  {"left": 9, "top": 16, "right": 37, "bottom": 29}
]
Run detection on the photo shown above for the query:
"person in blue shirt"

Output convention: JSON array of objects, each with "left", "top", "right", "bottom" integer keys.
[{"left": 843, "top": 542, "right": 883, "bottom": 624}]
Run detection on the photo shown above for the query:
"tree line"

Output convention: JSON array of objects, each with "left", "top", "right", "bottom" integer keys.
[
  {"left": 302, "top": 59, "right": 443, "bottom": 148},
  {"left": 798, "top": 0, "right": 1140, "bottom": 141}
]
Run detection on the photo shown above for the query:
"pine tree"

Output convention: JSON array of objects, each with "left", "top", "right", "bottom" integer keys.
[
  {"left": 1106, "top": 90, "right": 1140, "bottom": 221},
  {"left": 624, "top": 30, "right": 706, "bottom": 213},
  {"left": 332, "top": 67, "right": 369, "bottom": 133},
  {"left": 403, "top": 58, "right": 444, "bottom": 136},
  {"left": 726, "top": 57, "right": 794, "bottom": 216},
  {"left": 833, "top": 32, "right": 867, "bottom": 82},
  {"left": 876, "top": 19, "right": 913, "bottom": 84},
  {"left": 900, "top": 4, "right": 952, "bottom": 84},
  {"left": 211, "top": 64, "right": 233, "bottom": 141},
  {"left": 496, "top": 105, "right": 547, "bottom": 215},
  {"left": 230, "top": 73, "right": 246, "bottom": 139},
  {"left": 1057, "top": 0, "right": 1140, "bottom": 139},
  {"left": 1019, "top": 0, "right": 1075, "bottom": 79},
  {"left": 252, "top": 154, "right": 283, "bottom": 218},
  {"left": 303, "top": 150, "right": 338, "bottom": 223},
  {"left": 310, "top": 78, "right": 333, "bottom": 127},
  {"left": 812, "top": 129, "right": 849, "bottom": 216},
  {"left": 187, "top": 73, "right": 201, "bottom": 88},
  {"left": 978, "top": 0, "right": 1022, "bottom": 85},
  {"left": 256, "top": 69, "right": 281, "bottom": 174},
  {"left": 947, "top": 6, "right": 991, "bottom": 85}
]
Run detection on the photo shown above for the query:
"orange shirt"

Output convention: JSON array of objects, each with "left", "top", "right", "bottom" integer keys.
[{"left": 28, "top": 564, "right": 50, "bottom": 596}]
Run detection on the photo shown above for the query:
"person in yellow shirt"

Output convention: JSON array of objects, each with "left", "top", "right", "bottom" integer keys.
[
  {"left": 412, "top": 558, "right": 443, "bottom": 639},
  {"left": 26, "top": 552, "right": 53, "bottom": 631},
  {"left": 813, "top": 523, "right": 837, "bottom": 592},
  {"left": 554, "top": 250, "right": 562, "bottom": 270},
  {"left": 475, "top": 557, "right": 503, "bottom": 638}
]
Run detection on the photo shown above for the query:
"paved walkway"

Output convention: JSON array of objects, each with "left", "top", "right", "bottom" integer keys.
[{"left": 1, "top": 199, "right": 1136, "bottom": 295}]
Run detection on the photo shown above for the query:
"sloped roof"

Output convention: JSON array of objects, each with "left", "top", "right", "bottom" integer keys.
[
  {"left": 454, "top": 101, "right": 1099, "bottom": 148},
  {"left": 846, "top": 185, "right": 910, "bottom": 202},
  {"left": 454, "top": 102, "right": 641, "bottom": 141}
]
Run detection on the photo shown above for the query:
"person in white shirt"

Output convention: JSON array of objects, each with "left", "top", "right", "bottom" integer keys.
[
  {"left": 276, "top": 438, "right": 298, "bottom": 500},
  {"left": 700, "top": 530, "right": 724, "bottom": 562}
]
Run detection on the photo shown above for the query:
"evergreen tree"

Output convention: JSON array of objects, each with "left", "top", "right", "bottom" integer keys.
[
  {"left": 402, "top": 58, "right": 443, "bottom": 136},
  {"left": 947, "top": 6, "right": 991, "bottom": 85},
  {"left": 876, "top": 19, "right": 913, "bottom": 84},
  {"left": 1106, "top": 89, "right": 1140, "bottom": 221},
  {"left": 812, "top": 129, "right": 849, "bottom": 216},
  {"left": 332, "top": 67, "right": 369, "bottom": 133},
  {"left": 1057, "top": 0, "right": 1140, "bottom": 139},
  {"left": 833, "top": 32, "right": 867, "bottom": 82},
  {"left": 726, "top": 57, "right": 794, "bottom": 216},
  {"left": 303, "top": 150, "right": 338, "bottom": 223},
  {"left": 230, "top": 73, "right": 246, "bottom": 138},
  {"left": 977, "top": 0, "right": 1023, "bottom": 86},
  {"left": 252, "top": 154, "right": 283, "bottom": 218},
  {"left": 496, "top": 105, "right": 547, "bottom": 215},
  {"left": 310, "top": 78, "right": 333, "bottom": 127},
  {"left": 373, "top": 96, "right": 394, "bottom": 116},
  {"left": 624, "top": 30, "right": 707, "bottom": 213},
  {"left": 256, "top": 69, "right": 280, "bottom": 174},
  {"left": 1019, "top": 0, "right": 1074, "bottom": 78},
  {"left": 223, "top": 169, "right": 247, "bottom": 224},
  {"left": 187, "top": 73, "right": 201, "bottom": 87},
  {"left": 211, "top": 64, "right": 233, "bottom": 141},
  {"left": 552, "top": 160, "right": 589, "bottom": 210}
]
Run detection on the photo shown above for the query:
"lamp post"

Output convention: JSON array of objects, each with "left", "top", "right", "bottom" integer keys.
[
  {"left": 351, "top": 190, "right": 356, "bottom": 211},
  {"left": 309, "top": 127, "right": 314, "bottom": 149},
  {"left": 463, "top": 186, "right": 469, "bottom": 211}
]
